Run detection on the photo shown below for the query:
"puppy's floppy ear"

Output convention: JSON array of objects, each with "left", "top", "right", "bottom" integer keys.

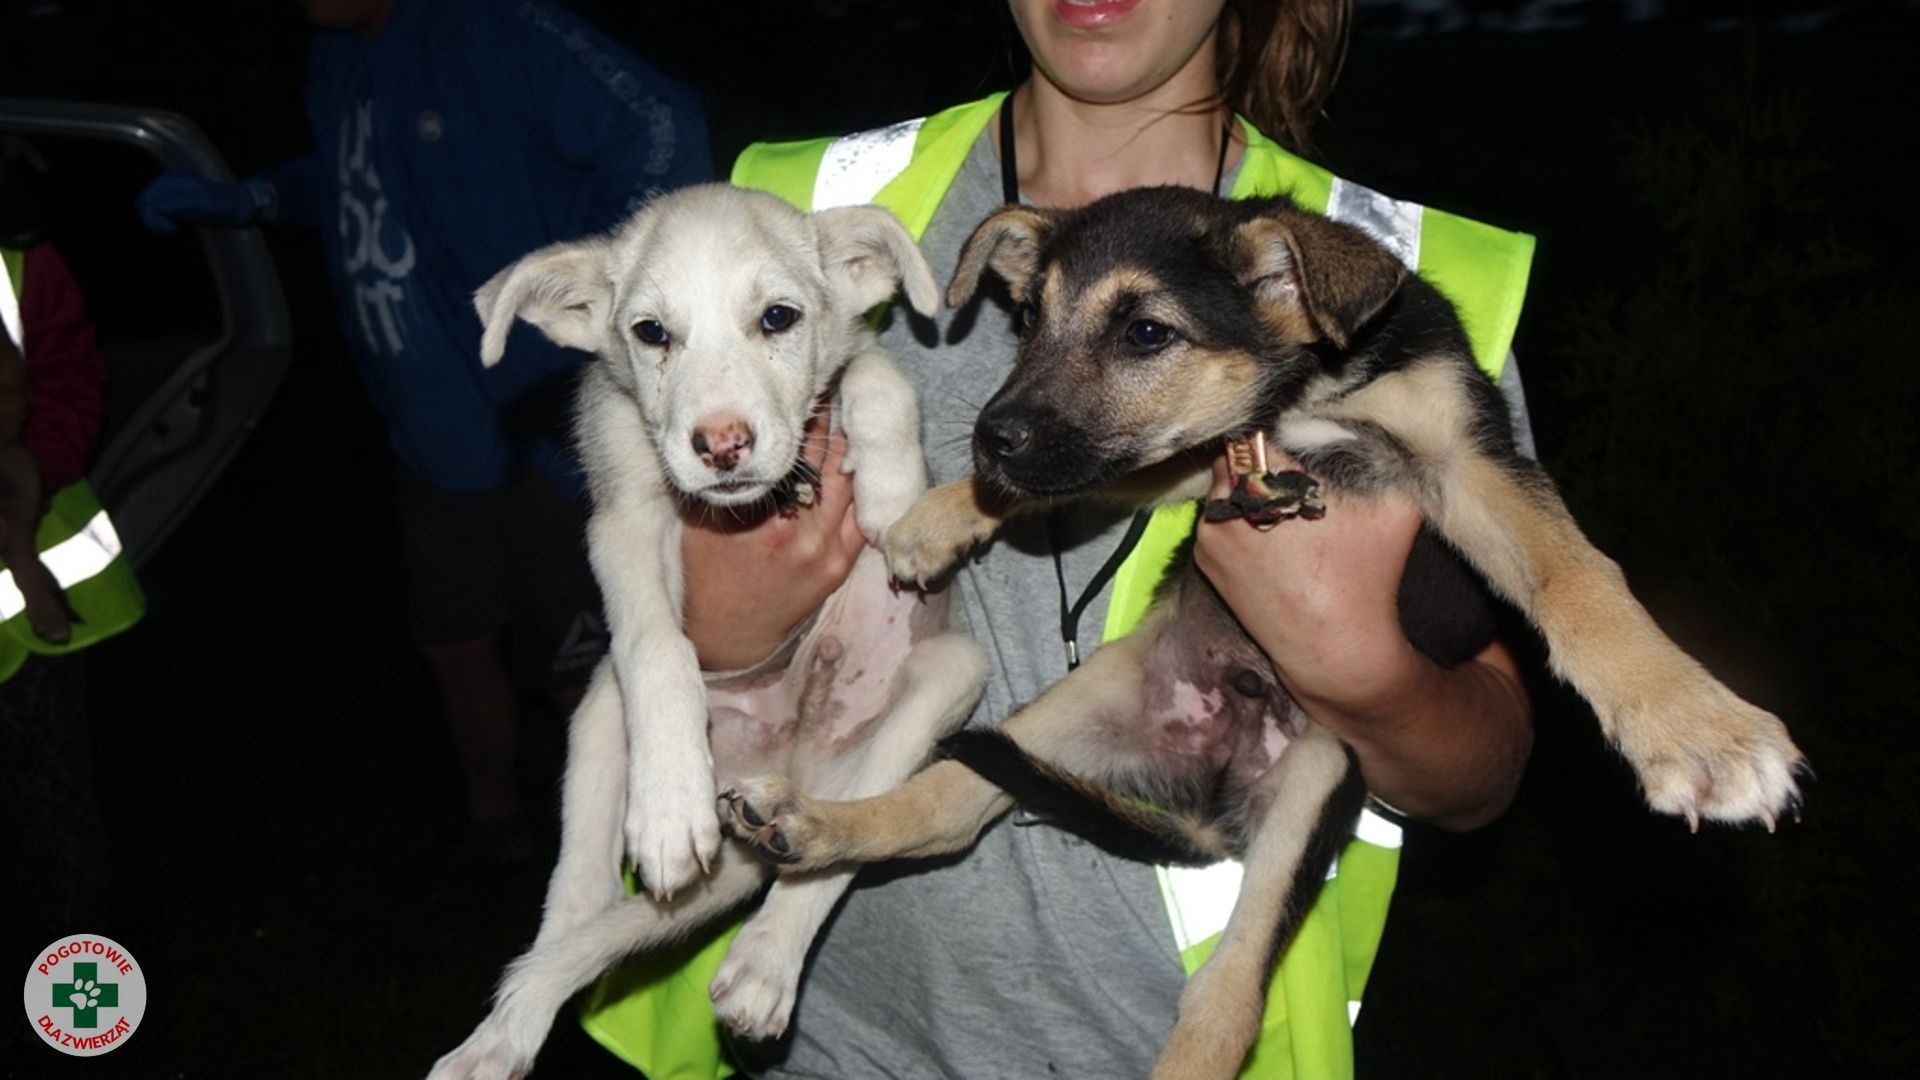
[
  {"left": 946, "top": 205, "right": 1055, "bottom": 309},
  {"left": 473, "top": 238, "right": 613, "bottom": 367},
  {"left": 1232, "top": 209, "right": 1406, "bottom": 349},
  {"left": 812, "top": 204, "right": 939, "bottom": 317}
]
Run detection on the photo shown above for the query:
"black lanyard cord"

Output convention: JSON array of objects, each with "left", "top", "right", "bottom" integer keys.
[
  {"left": 1000, "top": 98, "right": 1021, "bottom": 205},
  {"left": 1050, "top": 507, "right": 1154, "bottom": 670}
]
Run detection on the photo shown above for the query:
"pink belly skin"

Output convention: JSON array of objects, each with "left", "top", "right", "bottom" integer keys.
[
  {"left": 1096, "top": 574, "right": 1303, "bottom": 819},
  {"left": 704, "top": 547, "right": 947, "bottom": 785}
]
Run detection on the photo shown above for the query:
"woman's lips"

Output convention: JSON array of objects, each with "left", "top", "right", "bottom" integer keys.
[{"left": 1053, "top": 0, "right": 1143, "bottom": 31}]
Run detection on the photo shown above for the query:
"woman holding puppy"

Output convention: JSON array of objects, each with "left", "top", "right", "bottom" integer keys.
[{"left": 601, "top": 2, "right": 1535, "bottom": 1076}]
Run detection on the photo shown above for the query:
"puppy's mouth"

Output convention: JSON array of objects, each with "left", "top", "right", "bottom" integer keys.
[
  {"left": 978, "top": 450, "right": 1136, "bottom": 500},
  {"left": 692, "top": 475, "right": 779, "bottom": 505},
  {"left": 687, "top": 453, "right": 823, "bottom": 512}
]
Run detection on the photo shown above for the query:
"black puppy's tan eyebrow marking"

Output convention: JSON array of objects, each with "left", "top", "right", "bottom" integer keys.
[{"left": 1074, "top": 268, "right": 1165, "bottom": 324}]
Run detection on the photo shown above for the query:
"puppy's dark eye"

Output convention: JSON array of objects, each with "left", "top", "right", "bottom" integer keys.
[
  {"left": 1126, "top": 320, "right": 1176, "bottom": 350},
  {"left": 633, "top": 320, "right": 669, "bottom": 346},
  {"left": 1014, "top": 302, "right": 1040, "bottom": 335},
  {"left": 761, "top": 304, "right": 800, "bottom": 333}
]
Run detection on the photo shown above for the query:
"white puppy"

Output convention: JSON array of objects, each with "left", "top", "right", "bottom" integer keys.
[{"left": 429, "top": 184, "right": 986, "bottom": 1078}]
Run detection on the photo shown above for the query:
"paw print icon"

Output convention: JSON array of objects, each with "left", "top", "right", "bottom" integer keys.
[
  {"left": 53, "top": 965, "right": 117, "bottom": 1027},
  {"left": 68, "top": 977, "right": 104, "bottom": 1011}
]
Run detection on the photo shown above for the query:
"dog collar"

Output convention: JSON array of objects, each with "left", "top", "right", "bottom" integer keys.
[
  {"left": 768, "top": 457, "right": 823, "bottom": 515},
  {"left": 1207, "top": 432, "right": 1327, "bottom": 530}
]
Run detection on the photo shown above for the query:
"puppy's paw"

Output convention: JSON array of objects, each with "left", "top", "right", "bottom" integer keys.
[
  {"left": 849, "top": 463, "right": 922, "bottom": 544},
  {"left": 710, "top": 923, "right": 805, "bottom": 1040},
  {"left": 1611, "top": 674, "right": 1807, "bottom": 830},
  {"left": 719, "top": 779, "right": 829, "bottom": 870},
  {"left": 426, "top": 1019, "right": 529, "bottom": 1080},
  {"left": 625, "top": 765, "right": 722, "bottom": 901},
  {"left": 880, "top": 485, "right": 999, "bottom": 588}
]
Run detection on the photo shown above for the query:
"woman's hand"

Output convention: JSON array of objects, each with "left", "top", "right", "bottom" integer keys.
[
  {"left": 1193, "top": 451, "right": 1532, "bottom": 830},
  {"left": 680, "top": 419, "right": 866, "bottom": 672}
]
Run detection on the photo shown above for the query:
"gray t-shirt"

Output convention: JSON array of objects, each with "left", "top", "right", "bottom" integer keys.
[{"left": 750, "top": 130, "right": 1190, "bottom": 1080}]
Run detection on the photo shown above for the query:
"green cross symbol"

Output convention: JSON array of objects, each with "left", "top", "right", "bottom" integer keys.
[{"left": 51, "top": 961, "right": 118, "bottom": 1029}]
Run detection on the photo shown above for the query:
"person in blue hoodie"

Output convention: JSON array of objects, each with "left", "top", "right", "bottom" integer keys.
[{"left": 137, "top": 0, "right": 711, "bottom": 868}]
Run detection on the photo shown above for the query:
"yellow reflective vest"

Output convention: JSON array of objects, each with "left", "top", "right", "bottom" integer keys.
[
  {"left": 0, "top": 246, "right": 144, "bottom": 683},
  {"left": 579, "top": 93, "right": 1534, "bottom": 1079}
]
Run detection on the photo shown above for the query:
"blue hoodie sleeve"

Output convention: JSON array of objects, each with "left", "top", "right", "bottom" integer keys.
[
  {"left": 262, "top": 152, "right": 328, "bottom": 230},
  {"left": 497, "top": 1, "right": 713, "bottom": 232}
]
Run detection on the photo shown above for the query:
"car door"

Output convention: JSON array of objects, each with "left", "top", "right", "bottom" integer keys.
[{"left": 0, "top": 97, "right": 291, "bottom": 567}]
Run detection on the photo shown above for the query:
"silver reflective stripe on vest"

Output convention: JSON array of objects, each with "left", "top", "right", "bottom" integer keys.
[
  {"left": 1500, "top": 353, "right": 1537, "bottom": 459},
  {"left": 1, "top": 252, "right": 22, "bottom": 348},
  {"left": 1158, "top": 806, "right": 1403, "bottom": 956},
  {"left": 812, "top": 117, "right": 924, "bottom": 210},
  {"left": 1155, "top": 179, "right": 1424, "bottom": 962},
  {"left": 1157, "top": 806, "right": 1400, "bottom": 1033},
  {"left": 1158, "top": 860, "right": 1244, "bottom": 956},
  {"left": 1353, "top": 804, "right": 1405, "bottom": 850},
  {"left": 1327, "top": 177, "right": 1423, "bottom": 271},
  {"left": 0, "top": 507, "right": 124, "bottom": 619}
]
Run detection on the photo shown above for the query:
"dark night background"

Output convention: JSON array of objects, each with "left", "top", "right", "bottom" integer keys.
[{"left": 3, "top": 1, "right": 1917, "bottom": 1076}]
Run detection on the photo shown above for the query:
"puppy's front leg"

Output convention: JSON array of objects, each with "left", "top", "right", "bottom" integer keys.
[
  {"left": 588, "top": 492, "right": 716, "bottom": 899},
  {"left": 578, "top": 393, "right": 718, "bottom": 900},
  {"left": 882, "top": 454, "right": 1211, "bottom": 588},
  {"left": 837, "top": 344, "right": 928, "bottom": 538},
  {"left": 1432, "top": 452, "right": 1804, "bottom": 827},
  {"left": 1152, "top": 721, "right": 1363, "bottom": 1080}
]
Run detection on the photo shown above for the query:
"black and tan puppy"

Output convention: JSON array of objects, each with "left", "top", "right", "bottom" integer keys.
[{"left": 721, "top": 187, "right": 1806, "bottom": 1080}]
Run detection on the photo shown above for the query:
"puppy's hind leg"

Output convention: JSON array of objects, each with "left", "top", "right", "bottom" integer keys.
[
  {"left": 711, "top": 631, "right": 987, "bottom": 1039},
  {"left": 533, "top": 661, "right": 628, "bottom": 947},
  {"left": 427, "top": 847, "right": 768, "bottom": 1080},
  {"left": 724, "top": 616, "right": 1160, "bottom": 871},
  {"left": 1151, "top": 721, "right": 1365, "bottom": 1080}
]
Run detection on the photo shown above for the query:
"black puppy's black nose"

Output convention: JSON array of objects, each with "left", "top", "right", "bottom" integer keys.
[{"left": 975, "top": 411, "right": 1033, "bottom": 464}]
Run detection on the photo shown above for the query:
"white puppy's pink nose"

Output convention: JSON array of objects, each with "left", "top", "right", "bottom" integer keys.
[{"left": 691, "top": 414, "right": 755, "bottom": 472}]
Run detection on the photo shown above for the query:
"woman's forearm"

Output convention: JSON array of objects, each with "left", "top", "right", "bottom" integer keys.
[{"left": 1286, "top": 637, "right": 1532, "bottom": 832}]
